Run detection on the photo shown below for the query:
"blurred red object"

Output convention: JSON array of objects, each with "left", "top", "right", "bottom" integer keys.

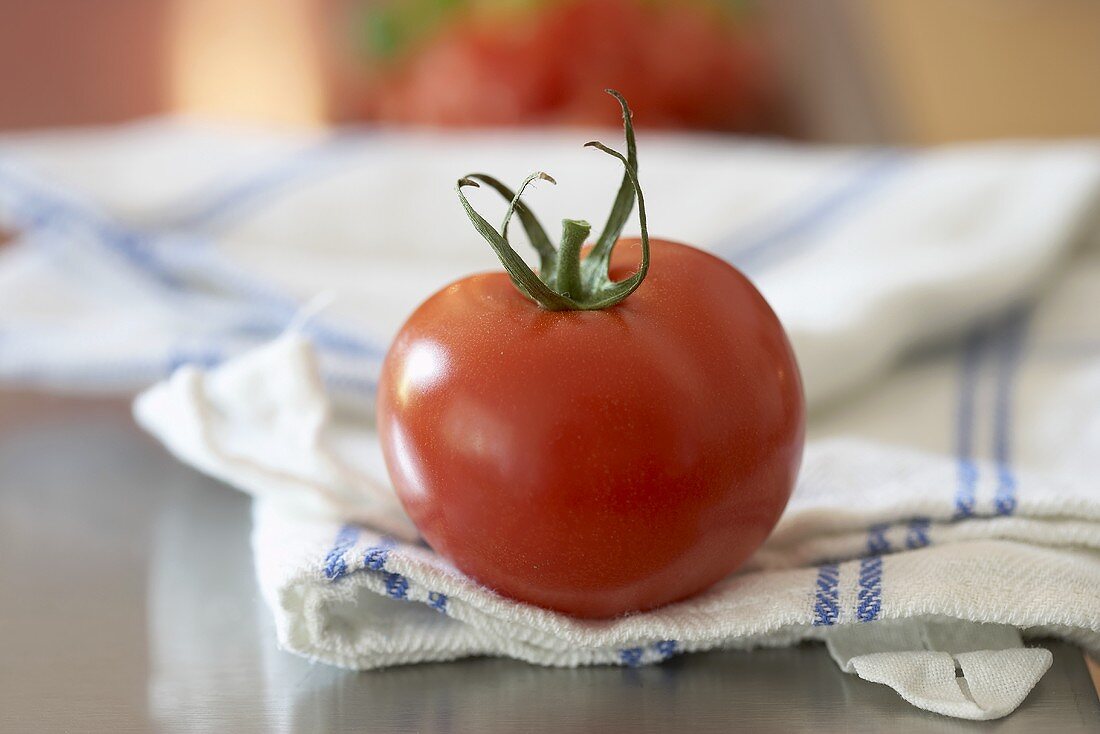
[{"left": 358, "top": 0, "right": 777, "bottom": 130}]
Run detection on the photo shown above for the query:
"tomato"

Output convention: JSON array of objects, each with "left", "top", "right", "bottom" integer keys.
[
  {"left": 376, "top": 92, "right": 803, "bottom": 618},
  {"left": 365, "top": 0, "right": 775, "bottom": 131}
]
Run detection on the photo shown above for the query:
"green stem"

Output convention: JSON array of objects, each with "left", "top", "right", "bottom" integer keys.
[
  {"left": 456, "top": 178, "right": 573, "bottom": 310},
  {"left": 555, "top": 219, "right": 591, "bottom": 298},
  {"left": 465, "top": 172, "right": 557, "bottom": 273},
  {"left": 585, "top": 90, "right": 637, "bottom": 290},
  {"left": 456, "top": 89, "right": 649, "bottom": 312}
]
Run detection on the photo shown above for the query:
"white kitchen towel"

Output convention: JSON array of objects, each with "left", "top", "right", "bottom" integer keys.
[
  {"left": 823, "top": 622, "right": 1055, "bottom": 719},
  {"left": 4, "top": 122, "right": 1100, "bottom": 719},
  {"left": 132, "top": 328, "right": 1100, "bottom": 721},
  {"left": 2, "top": 124, "right": 1099, "bottom": 408}
]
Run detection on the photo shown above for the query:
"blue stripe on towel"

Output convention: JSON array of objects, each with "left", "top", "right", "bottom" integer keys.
[
  {"left": 953, "top": 328, "right": 988, "bottom": 519},
  {"left": 0, "top": 159, "right": 388, "bottom": 380},
  {"left": 865, "top": 523, "right": 891, "bottom": 556},
  {"left": 166, "top": 348, "right": 223, "bottom": 373},
  {"left": 811, "top": 562, "right": 840, "bottom": 626},
  {"left": 163, "top": 136, "right": 363, "bottom": 231},
  {"left": 721, "top": 151, "right": 907, "bottom": 273},
  {"left": 856, "top": 556, "right": 883, "bottom": 622},
  {"left": 992, "top": 310, "right": 1030, "bottom": 516},
  {"left": 428, "top": 591, "right": 448, "bottom": 614},
  {"left": 616, "top": 641, "right": 679, "bottom": 666},
  {"left": 655, "top": 640, "right": 679, "bottom": 659},
  {"left": 361, "top": 540, "right": 449, "bottom": 610},
  {"left": 363, "top": 542, "right": 393, "bottom": 571},
  {"left": 383, "top": 572, "right": 410, "bottom": 600},
  {"left": 323, "top": 524, "right": 361, "bottom": 580},
  {"left": 905, "top": 517, "right": 931, "bottom": 550}
]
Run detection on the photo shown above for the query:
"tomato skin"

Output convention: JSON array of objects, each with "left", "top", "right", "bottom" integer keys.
[{"left": 377, "top": 239, "right": 804, "bottom": 618}]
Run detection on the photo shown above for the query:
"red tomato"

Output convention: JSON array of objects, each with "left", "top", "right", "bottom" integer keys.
[
  {"left": 377, "top": 238, "right": 804, "bottom": 617},
  {"left": 369, "top": 0, "right": 775, "bottom": 130}
]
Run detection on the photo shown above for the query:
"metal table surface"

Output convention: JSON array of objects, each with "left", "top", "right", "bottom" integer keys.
[{"left": 2, "top": 390, "right": 1098, "bottom": 733}]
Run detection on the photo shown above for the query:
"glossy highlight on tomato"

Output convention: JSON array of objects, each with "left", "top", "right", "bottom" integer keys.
[{"left": 376, "top": 91, "right": 803, "bottom": 618}]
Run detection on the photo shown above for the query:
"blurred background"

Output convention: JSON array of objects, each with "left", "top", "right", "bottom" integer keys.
[{"left": 2, "top": 0, "right": 1099, "bottom": 142}]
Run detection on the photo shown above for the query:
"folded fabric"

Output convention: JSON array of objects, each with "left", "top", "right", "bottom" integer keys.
[
  {"left": 134, "top": 330, "right": 1100, "bottom": 721},
  {"left": 4, "top": 124, "right": 1100, "bottom": 720},
  {"left": 3, "top": 128, "right": 1099, "bottom": 408}
]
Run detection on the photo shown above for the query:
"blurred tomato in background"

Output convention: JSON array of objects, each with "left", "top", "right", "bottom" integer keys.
[
  {"left": 2, "top": 0, "right": 1099, "bottom": 142},
  {"left": 0, "top": 0, "right": 777, "bottom": 132},
  {"left": 352, "top": 0, "right": 775, "bottom": 130}
]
